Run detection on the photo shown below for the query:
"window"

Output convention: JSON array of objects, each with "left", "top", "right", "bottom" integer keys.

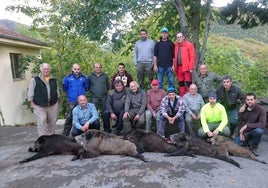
[{"left": 10, "top": 53, "right": 24, "bottom": 81}]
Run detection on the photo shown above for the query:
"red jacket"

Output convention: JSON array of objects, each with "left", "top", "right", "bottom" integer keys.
[{"left": 173, "top": 40, "right": 195, "bottom": 72}]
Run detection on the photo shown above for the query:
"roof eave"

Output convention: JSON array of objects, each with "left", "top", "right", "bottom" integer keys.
[{"left": 0, "top": 37, "right": 49, "bottom": 49}]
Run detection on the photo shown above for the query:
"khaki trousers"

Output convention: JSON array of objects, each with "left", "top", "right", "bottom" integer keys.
[{"left": 33, "top": 102, "right": 59, "bottom": 136}]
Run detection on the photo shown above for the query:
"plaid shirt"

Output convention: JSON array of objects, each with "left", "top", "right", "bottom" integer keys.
[{"left": 160, "top": 95, "right": 185, "bottom": 118}]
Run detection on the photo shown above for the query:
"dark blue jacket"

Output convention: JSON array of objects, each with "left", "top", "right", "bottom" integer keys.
[{"left": 62, "top": 72, "right": 89, "bottom": 102}]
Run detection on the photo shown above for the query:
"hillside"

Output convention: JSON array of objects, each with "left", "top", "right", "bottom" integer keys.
[
  {"left": 208, "top": 34, "right": 268, "bottom": 63},
  {"left": 210, "top": 22, "right": 268, "bottom": 44},
  {"left": 0, "top": 19, "right": 28, "bottom": 32},
  {"left": 206, "top": 26, "right": 268, "bottom": 97}
]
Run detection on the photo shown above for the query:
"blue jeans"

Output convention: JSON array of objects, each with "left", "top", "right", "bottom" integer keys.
[
  {"left": 234, "top": 128, "right": 263, "bottom": 149},
  {"left": 71, "top": 119, "right": 101, "bottom": 137},
  {"left": 157, "top": 66, "right": 175, "bottom": 89},
  {"left": 227, "top": 108, "right": 238, "bottom": 135}
]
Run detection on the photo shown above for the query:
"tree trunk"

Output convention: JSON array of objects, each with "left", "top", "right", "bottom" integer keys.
[
  {"left": 173, "top": 0, "right": 189, "bottom": 37},
  {"left": 190, "top": 0, "right": 201, "bottom": 71},
  {"left": 200, "top": 0, "right": 213, "bottom": 64},
  {"left": 173, "top": 0, "right": 213, "bottom": 71}
]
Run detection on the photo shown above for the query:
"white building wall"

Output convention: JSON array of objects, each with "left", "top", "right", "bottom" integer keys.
[{"left": 0, "top": 45, "right": 39, "bottom": 126}]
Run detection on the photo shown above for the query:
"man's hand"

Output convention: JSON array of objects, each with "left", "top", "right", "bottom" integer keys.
[
  {"left": 239, "top": 125, "right": 247, "bottom": 141},
  {"left": 172, "top": 65, "right": 175, "bottom": 72},
  {"left": 81, "top": 122, "right": 90, "bottom": 132},
  {"left": 207, "top": 131, "right": 214, "bottom": 137},
  {"left": 111, "top": 113, "right": 117, "bottom": 119},
  {"left": 30, "top": 101, "right": 35, "bottom": 108},
  {"left": 133, "top": 114, "right": 140, "bottom": 121},
  {"left": 240, "top": 133, "right": 245, "bottom": 141},
  {"left": 191, "top": 114, "right": 198, "bottom": 120},
  {"left": 212, "top": 129, "right": 219, "bottom": 136},
  {"left": 153, "top": 65, "right": 158, "bottom": 72},
  {"left": 123, "top": 112, "right": 129, "bottom": 119},
  {"left": 168, "top": 116, "right": 177, "bottom": 124},
  {"left": 239, "top": 125, "right": 247, "bottom": 134},
  {"left": 239, "top": 104, "right": 246, "bottom": 113}
]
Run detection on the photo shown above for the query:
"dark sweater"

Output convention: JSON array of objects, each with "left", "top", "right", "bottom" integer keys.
[
  {"left": 216, "top": 85, "right": 244, "bottom": 110},
  {"left": 237, "top": 104, "right": 266, "bottom": 133},
  {"left": 125, "top": 88, "right": 147, "bottom": 115},
  {"left": 154, "top": 39, "right": 174, "bottom": 67},
  {"left": 106, "top": 88, "right": 128, "bottom": 113},
  {"left": 87, "top": 72, "right": 109, "bottom": 98}
]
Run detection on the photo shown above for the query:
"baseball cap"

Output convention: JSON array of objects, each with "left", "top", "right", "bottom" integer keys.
[
  {"left": 160, "top": 27, "right": 169, "bottom": 33},
  {"left": 168, "top": 86, "right": 176, "bottom": 93},
  {"left": 151, "top": 79, "right": 159, "bottom": 85},
  {"left": 209, "top": 91, "right": 217, "bottom": 99}
]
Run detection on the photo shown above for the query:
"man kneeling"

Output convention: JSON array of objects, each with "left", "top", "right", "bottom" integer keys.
[
  {"left": 235, "top": 93, "right": 266, "bottom": 156},
  {"left": 71, "top": 95, "right": 100, "bottom": 137},
  {"left": 198, "top": 92, "right": 230, "bottom": 138}
]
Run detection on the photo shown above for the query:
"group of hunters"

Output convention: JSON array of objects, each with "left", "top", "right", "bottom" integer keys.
[{"left": 28, "top": 27, "right": 267, "bottom": 157}]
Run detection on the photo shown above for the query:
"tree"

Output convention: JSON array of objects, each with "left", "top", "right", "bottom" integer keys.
[
  {"left": 117, "top": 0, "right": 214, "bottom": 67},
  {"left": 8, "top": 0, "right": 217, "bottom": 67},
  {"left": 221, "top": 0, "right": 268, "bottom": 29}
]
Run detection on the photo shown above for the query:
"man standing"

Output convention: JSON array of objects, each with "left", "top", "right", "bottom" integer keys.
[
  {"left": 193, "top": 63, "right": 222, "bottom": 102},
  {"left": 87, "top": 63, "right": 110, "bottom": 116},
  {"left": 71, "top": 95, "right": 100, "bottom": 137},
  {"left": 158, "top": 87, "right": 185, "bottom": 137},
  {"left": 110, "top": 63, "right": 133, "bottom": 89},
  {"left": 123, "top": 81, "right": 147, "bottom": 133},
  {"left": 173, "top": 32, "right": 196, "bottom": 96},
  {"left": 145, "top": 79, "right": 167, "bottom": 132},
  {"left": 154, "top": 27, "right": 175, "bottom": 90},
  {"left": 102, "top": 80, "right": 128, "bottom": 134},
  {"left": 235, "top": 93, "right": 266, "bottom": 156},
  {"left": 28, "top": 63, "right": 59, "bottom": 136},
  {"left": 216, "top": 75, "right": 244, "bottom": 135},
  {"left": 62, "top": 63, "right": 88, "bottom": 136},
  {"left": 198, "top": 92, "right": 230, "bottom": 138},
  {"left": 134, "top": 29, "right": 155, "bottom": 88},
  {"left": 183, "top": 84, "right": 205, "bottom": 135}
]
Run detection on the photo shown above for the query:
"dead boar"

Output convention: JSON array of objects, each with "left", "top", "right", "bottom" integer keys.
[
  {"left": 208, "top": 135, "right": 266, "bottom": 164},
  {"left": 20, "top": 134, "right": 83, "bottom": 163},
  {"left": 167, "top": 133, "right": 241, "bottom": 168},
  {"left": 75, "top": 129, "right": 146, "bottom": 162},
  {"left": 125, "top": 129, "right": 180, "bottom": 153}
]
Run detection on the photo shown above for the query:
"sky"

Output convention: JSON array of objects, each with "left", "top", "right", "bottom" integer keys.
[
  {"left": 0, "top": 0, "right": 233, "bottom": 25},
  {"left": 0, "top": 0, "right": 37, "bottom": 25}
]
